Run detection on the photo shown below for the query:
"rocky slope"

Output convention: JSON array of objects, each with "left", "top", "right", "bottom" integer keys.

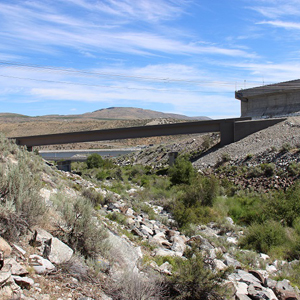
[{"left": 1, "top": 166, "right": 299, "bottom": 300}]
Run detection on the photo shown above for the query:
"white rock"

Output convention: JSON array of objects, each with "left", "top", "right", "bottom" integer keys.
[
  {"left": 259, "top": 253, "right": 270, "bottom": 261},
  {"left": 227, "top": 237, "right": 238, "bottom": 244},
  {"left": 28, "top": 255, "right": 55, "bottom": 274},
  {"left": 31, "top": 228, "right": 73, "bottom": 264},
  {"left": 225, "top": 217, "right": 234, "bottom": 225},
  {"left": 235, "top": 282, "right": 248, "bottom": 294},
  {"left": 12, "top": 244, "right": 26, "bottom": 256},
  {"left": 149, "top": 232, "right": 171, "bottom": 248},
  {"left": 152, "top": 248, "right": 182, "bottom": 257},
  {"left": 213, "top": 259, "right": 227, "bottom": 270},
  {"left": 0, "top": 237, "right": 12, "bottom": 257},
  {"left": 5, "top": 258, "right": 28, "bottom": 276},
  {"left": 125, "top": 208, "right": 134, "bottom": 216},
  {"left": 140, "top": 224, "right": 154, "bottom": 236},
  {"left": 159, "top": 262, "right": 172, "bottom": 275},
  {"left": 266, "top": 264, "right": 277, "bottom": 273}
]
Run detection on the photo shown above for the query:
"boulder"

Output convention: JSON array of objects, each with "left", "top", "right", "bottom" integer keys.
[
  {"left": 0, "top": 271, "right": 21, "bottom": 299},
  {"left": 12, "top": 275, "right": 34, "bottom": 290},
  {"left": 170, "top": 235, "right": 187, "bottom": 254},
  {"left": 106, "top": 230, "right": 142, "bottom": 272},
  {"left": 29, "top": 228, "right": 73, "bottom": 264},
  {"left": 223, "top": 253, "right": 241, "bottom": 268},
  {"left": 248, "top": 283, "right": 278, "bottom": 300},
  {"left": 236, "top": 294, "right": 252, "bottom": 300},
  {"left": 276, "top": 279, "right": 295, "bottom": 292},
  {"left": 213, "top": 259, "right": 227, "bottom": 271},
  {"left": 0, "top": 238, "right": 12, "bottom": 258},
  {"left": 28, "top": 255, "right": 55, "bottom": 274},
  {"left": 0, "top": 271, "right": 12, "bottom": 286},
  {"left": 275, "top": 289, "right": 299, "bottom": 300},
  {"left": 248, "top": 270, "right": 265, "bottom": 285},
  {"left": 237, "top": 269, "right": 262, "bottom": 285},
  {"left": 149, "top": 232, "right": 171, "bottom": 248},
  {"left": 152, "top": 248, "right": 182, "bottom": 257},
  {"left": 5, "top": 258, "right": 28, "bottom": 276},
  {"left": 235, "top": 282, "right": 248, "bottom": 295},
  {"left": 159, "top": 261, "right": 172, "bottom": 275},
  {"left": 140, "top": 224, "right": 154, "bottom": 236}
]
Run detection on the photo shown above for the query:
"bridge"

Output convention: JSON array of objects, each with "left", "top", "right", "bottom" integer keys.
[{"left": 11, "top": 117, "right": 285, "bottom": 150}]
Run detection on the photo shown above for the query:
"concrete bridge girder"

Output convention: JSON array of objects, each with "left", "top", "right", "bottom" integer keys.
[{"left": 11, "top": 117, "right": 285, "bottom": 149}]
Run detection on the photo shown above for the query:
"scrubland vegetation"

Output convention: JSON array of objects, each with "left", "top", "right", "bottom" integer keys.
[
  {"left": 73, "top": 152, "right": 300, "bottom": 287},
  {"left": 3, "top": 133, "right": 300, "bottom": 298}
]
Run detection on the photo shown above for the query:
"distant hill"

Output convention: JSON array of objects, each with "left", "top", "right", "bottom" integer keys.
[
  {"left": 81, "top": 107, "right": 210, "bottom": 120},
  {"left": 0, "top": 107, "right": 210, "bottom": 121}
]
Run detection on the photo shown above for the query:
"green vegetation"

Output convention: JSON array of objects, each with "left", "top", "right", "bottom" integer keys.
[
  {"left": 0, "top": 135, "right": 47, "bottom": 241},
  {"left": 53, "top": 193, "right": 109, "bottom": 259},
  {"left": 166, "top": 247, "right": 230, "bottom": 300},
  {"left": 6, "top": 133, "right": 300, "bottom": 294}
]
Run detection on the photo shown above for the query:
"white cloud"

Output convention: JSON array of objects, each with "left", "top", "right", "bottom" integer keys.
[
  {"left": 0, "top": 1, "right": 256, "bottom": 58},
  {"left": 64, "top": 0, "right": 187, "bottom": 22},
  {"left": 226, "top": 61, "right": 300, "bottom": 87},
  {"left": 257, "top": 20, "right": 300, "bottom": 30}
]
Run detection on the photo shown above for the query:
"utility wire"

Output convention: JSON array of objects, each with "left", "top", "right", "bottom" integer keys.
[
  {"left": 0, "top": 59, "right": 261, "bottom": 86},
  {"left": 0, "top": 74, "right": 234, "bottom": 93},
  {"left": 2, "top": 60, "right": 300, "bottom": 90}
]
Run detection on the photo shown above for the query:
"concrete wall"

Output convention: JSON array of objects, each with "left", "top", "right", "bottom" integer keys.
[
  {"left": 240, "top": 91, "right": 300, "bottom": 118},
  {"left": 236, "top": 80, "right": 300, "bottom": 118}
]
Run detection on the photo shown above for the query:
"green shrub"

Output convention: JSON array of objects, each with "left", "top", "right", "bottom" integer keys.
[
  {"left": 281, "top": 143, "right": 292, "bottom": 153},
  {"left": 170, "top": 175, "right": 219, "bottom": 229},
  {"left": 181, "top": 176, "right": 219, "bottom": 208},
  {"left": 239, "top": 220, "right": 287, "bottom": 254},
  {"left": 167, "top": 248, "right": 229, "bottom": 300},
  {"left": 86, "top": 153, "right": 104, "bottom": 169},
  {"left": 227, "top": 193, "right": 267, "bottom": 225},
  {"left": 261, "top": 163, "right": 275, "bottom": 177},
  {"left": 107, "top": 212, "right": 127, "bottom": 225},
  {"left": 0, "top": 146, "right": 46, "bottom": 241},
  {"left": 96, "top": 169, "right": 109, "bottom": 180},
  {"left": 81, "top": 188, "right": 104, "bottom": 207},
  {"left": 268, "top": 184, "right": 300, "bottom": 226},
  {"left": 245, "top": 153, "right": 253, "bottom": 160},
  {"left": 221, "top": 153, "right": 231, "bottom": 162},
  {"left": 288, "top": 162, "right": 300, "bottom": 176},
  {"left": 202, "top": 135, "right": 212, "bottom": 150},
  {"left": 54, "top": 194, "right": 109, "bottom": 258},
  {"left": 168, "top": 156, "right": 196, "bottom": 185},
  {"left": 246, "top": 166, "right": 263, "bottom": 178}
]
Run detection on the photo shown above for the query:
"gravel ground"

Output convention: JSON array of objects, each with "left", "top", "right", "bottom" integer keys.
[{"left": 193, "top": 116, "right": 300, "bottom": 169}]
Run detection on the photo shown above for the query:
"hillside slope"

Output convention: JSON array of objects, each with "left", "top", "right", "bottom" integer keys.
[{"left": 82, "top": 107, "right": 209, "bottom": 120}]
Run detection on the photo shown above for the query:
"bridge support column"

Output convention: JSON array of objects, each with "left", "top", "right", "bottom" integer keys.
[
  {"left": 220, "top": 121, "right": 235, "bottom": 146},
  {"left": 57, "top": 160, "right": 72, "bottom": 172}
]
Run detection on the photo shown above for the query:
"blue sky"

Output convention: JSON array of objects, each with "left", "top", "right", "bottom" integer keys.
[{"left": 1, "top": 0, "right": 300, "bottom": 118}]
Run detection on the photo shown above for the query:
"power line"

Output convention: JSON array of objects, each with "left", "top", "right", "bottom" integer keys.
[
  {"left": 0, "top": 59, "right": 258, "bottom": 86},
  {"left": 0, "top": 74, "right": 234, "bottom": 93},
  {"left": 2, "top": 60, "right": 300, "bottom": 91}
]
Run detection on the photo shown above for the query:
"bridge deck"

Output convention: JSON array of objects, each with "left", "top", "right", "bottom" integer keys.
[{"left": 11, "top": 117, "right": 285, "bottom": 149}]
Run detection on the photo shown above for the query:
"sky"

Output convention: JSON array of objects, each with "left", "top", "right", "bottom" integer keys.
[{"left": 1, "top": 0, "right": 300, "bottom": 119}]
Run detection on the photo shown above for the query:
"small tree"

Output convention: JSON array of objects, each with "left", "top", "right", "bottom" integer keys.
[
  {"left": 168, "top": 156, "right": 196, "bottom": 185},
  {"left": 86, "top": 153, "right": 104, "bottom": 169}
]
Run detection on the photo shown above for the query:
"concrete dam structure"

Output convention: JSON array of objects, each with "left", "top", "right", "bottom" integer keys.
[{"left": 235, "top": 79, "right": 300, "bottom": 118}]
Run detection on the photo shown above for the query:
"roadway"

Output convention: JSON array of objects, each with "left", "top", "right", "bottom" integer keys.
[{"left": 39, "top": 148, "right": 140, "bottom": 161}]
